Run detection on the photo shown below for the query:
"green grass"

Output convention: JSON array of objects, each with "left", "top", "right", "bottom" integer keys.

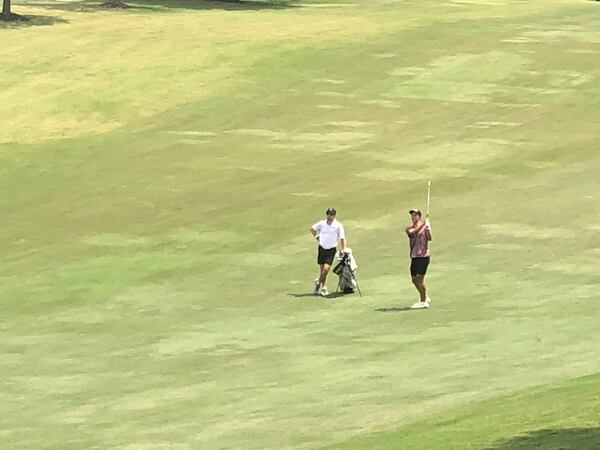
[
  {"left": 1, "top": 0, "right": 600, "bottom": 448},
  {"left": 326, "top": 373, "right": 600, "bottom": 450}
]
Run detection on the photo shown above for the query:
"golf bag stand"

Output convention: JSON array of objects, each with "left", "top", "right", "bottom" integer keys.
[{"left": 332, "top": 249, "right": 362, "bottom": 297}]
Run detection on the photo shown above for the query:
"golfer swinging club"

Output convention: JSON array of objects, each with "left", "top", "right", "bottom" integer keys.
[
  {"left": 310, "top": 207, "right": 346, "bottom": 297},
  {"left": 406, "top": 208, "right": 432, "bottom": 309}
]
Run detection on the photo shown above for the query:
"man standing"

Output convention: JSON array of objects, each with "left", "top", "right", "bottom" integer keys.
[
  {"left": 406, "top": 208, "right": 432, "bottom": 309},
  {"left": 310, "top": 208, "right": 346, "bottom": 297}
]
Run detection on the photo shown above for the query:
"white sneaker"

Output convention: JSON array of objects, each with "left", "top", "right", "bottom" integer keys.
[
  {"left": 425, "top": 296, "right": 431, "bottom": 304},
  {"left": 320, "top": 288, "right": 329, "bottom": 297},
  {"left": 410, "top": 301, "right": 429, "bottom": 309},
  {"left": 313, "top": 279, "right": 320, "bottom": 295}
]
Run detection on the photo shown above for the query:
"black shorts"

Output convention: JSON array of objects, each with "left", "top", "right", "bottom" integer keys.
[
  {"left": 318, "top": 246, "right": 337, "bottom": 265},
  {"left": 410, "top": 257, "right": 430, "bottom": 277}
]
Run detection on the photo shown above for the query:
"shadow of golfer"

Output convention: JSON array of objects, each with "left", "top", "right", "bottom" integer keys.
[
  {"left": 375, "top": 306, "right": 415, "bottom": 312},
  {"left": 287, "top": 293, "right": 317, "bottom": 298},
  {"left": 287, "top": 292, "right": 355, "bottom": 299},
  {"left": 482, "top": 427, "right": 600, "bottom": 450}
]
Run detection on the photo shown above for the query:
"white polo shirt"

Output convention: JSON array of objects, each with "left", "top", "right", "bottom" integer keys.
[{"left": 312, "top": 219, "right": 345, "bottom": 250}]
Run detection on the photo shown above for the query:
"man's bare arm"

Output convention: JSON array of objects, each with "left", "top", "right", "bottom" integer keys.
[{"left": 407, "top": 222, "right": 427, "bottom": 235}]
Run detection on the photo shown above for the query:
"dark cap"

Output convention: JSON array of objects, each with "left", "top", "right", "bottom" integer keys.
[
  {"left": 326, "top": 207, "right": 337, "bottom": 216},
  {"left": 409, "top": 208, "right": 422, "bottom": 216}
]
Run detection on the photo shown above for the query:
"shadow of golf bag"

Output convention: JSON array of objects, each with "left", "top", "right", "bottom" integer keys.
[{"left": 332, "top": 248, "right": 362, "bottom": 296}]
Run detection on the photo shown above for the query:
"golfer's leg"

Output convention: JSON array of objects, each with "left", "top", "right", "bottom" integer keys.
[
  {"left": 411, "top": 276, "right": 419, "bottom": 298},
  {"left": 318, "top": 264, "right": 325, "bottom": 289},
  {"left": 320, "top": 263, "right": 331, "bottom": 288},
  {"left": 411, "top": 275, "right": 419, "bottom": 289},
  {"left": 413, "top": 275, "right": 426, "bottom": 302}
]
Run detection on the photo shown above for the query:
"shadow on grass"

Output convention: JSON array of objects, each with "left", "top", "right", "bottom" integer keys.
[
  {"left": 326, "top": 292, "right": 357, "bottom": 299},
  {"left": 24, "top": 0, "right": 297, "bottom": 13},
  {"left": 133, "top": 0, "right": 298, "bottom": 11},
  {"left": 0, "top": 14, "right": 68, "bottom": 27},
  {"left": 483, "top": 427, "right": 600, "bottom": 450},
  {"left": 375, "top": 306, "right": 415, "bottom": 312},
  {"left": 287, "top": 293, "right": 317, "bottom": 298},
  {"left": 287, "top": 292, "right": 357, "bottom": 299}
]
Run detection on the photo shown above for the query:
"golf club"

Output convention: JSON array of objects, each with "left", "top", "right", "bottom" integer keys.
[{"left": 426, "top": 180, "right": 431, "bottom": 220}]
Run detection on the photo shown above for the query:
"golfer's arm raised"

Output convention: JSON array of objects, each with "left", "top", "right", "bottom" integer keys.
[
  {"left": 425, "top": 223, "right": 432, "bottom": 241},
  {"left": 407, "top": 222, "right": 427, "bottom": 236}
]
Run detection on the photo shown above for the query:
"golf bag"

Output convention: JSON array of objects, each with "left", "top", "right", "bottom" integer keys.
[{"left": 332, "top": 248, "right": 362, "bottom": 296}]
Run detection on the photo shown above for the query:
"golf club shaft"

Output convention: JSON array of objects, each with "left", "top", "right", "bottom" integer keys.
[{"left": 426, "top": 180, "right": 431, "bottom": 219}]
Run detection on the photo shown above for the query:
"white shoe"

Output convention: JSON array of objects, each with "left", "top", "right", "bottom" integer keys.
[
  {"left": 425, "top": 296, "right": 431, "bottom": 304},
  {"left": 410, "top": 301, "right": 429, "bottom": 309},
  {"left": 320, "top": 288, "right": 329, "bottom": 297},
  {"left": 313, "top": 279, "right": 320, "bottom": 295}
]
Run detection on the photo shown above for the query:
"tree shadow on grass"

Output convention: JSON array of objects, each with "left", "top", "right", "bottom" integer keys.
[
  {"left": 25, "top": 0, "right": 298, "bottom": 13},
  {"left": 0, "top": 14, "right": 68, "bottom": 27},
  {"left": 482, "top": 427, "right": 600, "bottom": 450},
  {"left": 21, "top": 0, "right": 153, "bottom": 12},
  {"left": 133, "top": 0, "right": 299, "bottom": 11}
]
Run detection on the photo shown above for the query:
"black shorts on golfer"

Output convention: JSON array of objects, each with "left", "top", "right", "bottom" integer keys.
[
  {"left": 318, "top": 246, "right": 337, "bottom": 265},
  {"left": 410, "top": 257, "right": 430, "bottom": 277}
]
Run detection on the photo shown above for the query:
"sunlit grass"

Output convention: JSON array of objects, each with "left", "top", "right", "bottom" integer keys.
[{"left": 1, "top": 0, "right": 599, "bottom": 448}]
